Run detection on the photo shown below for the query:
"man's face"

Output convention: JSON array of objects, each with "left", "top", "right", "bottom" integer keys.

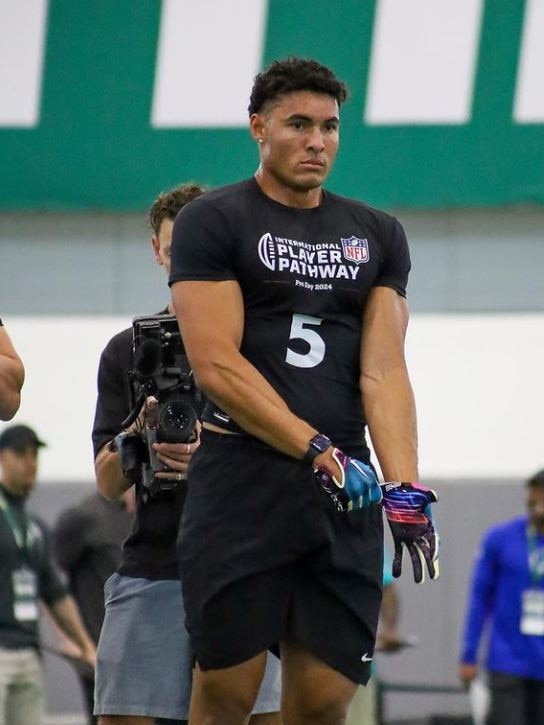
[
  {"left": 151, "top": 218, "right": 175, "bottom": 276},
  {"left": 527, "top": 485, "right": 544, "bottom": 530},
  {"left": 251, "top": 90, "right": 340, "bottom": 193},
  {"left": 0, "top": 446, "right": 39, "bottom": 497}
]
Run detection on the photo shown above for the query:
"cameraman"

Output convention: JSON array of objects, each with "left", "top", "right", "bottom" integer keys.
[
  {"left": 0, "top": 320, "right": 24, "bottom": 420},
  {"left": 92, "top": 184, "right": 281, "bottom": 725}
]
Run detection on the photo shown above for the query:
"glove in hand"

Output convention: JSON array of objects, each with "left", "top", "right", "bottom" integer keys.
[
  {"left": 315, "top": 448, "right": 383, "bottom": 512},
  {"left": 380, "top": 481, "right": 440, "bottom": 583}
]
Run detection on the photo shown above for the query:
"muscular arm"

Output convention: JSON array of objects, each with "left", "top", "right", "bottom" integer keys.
[
  {"left": 172, "top": 280, "right": 318, "bottom": 458},
  {"left": 0, "top": 326, "right": 25, "bottom": 420},
  {"left": 360, "top": 287, "right": 418, "bottom": 482}
]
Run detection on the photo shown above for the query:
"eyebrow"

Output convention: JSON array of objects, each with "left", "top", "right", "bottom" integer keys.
[{"left": 285, "top": 114, "right": 340, "bottom": 124}]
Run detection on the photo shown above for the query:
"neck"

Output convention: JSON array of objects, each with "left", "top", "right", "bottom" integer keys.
[{"left": 254, "top": 168, "right": 322, "bottom": 209}]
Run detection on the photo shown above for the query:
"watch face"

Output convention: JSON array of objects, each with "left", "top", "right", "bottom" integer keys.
[{"left": 311, "top": 434, "right": 332, "bottom": 453}]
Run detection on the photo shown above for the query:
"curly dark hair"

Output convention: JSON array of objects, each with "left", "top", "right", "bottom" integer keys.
[
  {"left": 148, "top": 183, "right": 206, "bottom": 235},
  {"left": 248, "top": 57, "right": 348, "bottom": 116}
]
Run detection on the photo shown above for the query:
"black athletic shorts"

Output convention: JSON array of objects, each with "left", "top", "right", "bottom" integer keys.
[{"left": 177, "top": 430, "right": 383, "bottom": 684}]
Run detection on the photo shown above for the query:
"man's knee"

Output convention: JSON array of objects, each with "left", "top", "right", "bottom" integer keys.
[
  {"left": 198, "top": 675, "right": 256, "bottom": 719},
  {"left": 190, "top": 653, "right": 269, "bottom": 724},
  {"left": 286, "top": 695, "right": 351, "bottom": 725}
]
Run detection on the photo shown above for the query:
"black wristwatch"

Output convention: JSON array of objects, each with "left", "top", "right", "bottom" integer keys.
[{"left": 302, "top": 433, "right": 333, "bottom": 465}]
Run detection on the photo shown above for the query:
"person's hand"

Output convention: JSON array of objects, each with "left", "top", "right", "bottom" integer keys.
[
  {"left": 124, "top": 395, "right": 159, "bottom": 433},
  {"left": 459, "top": 663, "right": 478, "bottom": 688},
  {"left": 78, "top": 644, "right": 96, "bottom": 671},
  {"left": 376, "top": 628, "right": 404, "bottom": 652},
  {"left": 315, "top": 448, "right": 382, "bottom": 512},
  {"left": 59, "top": 641, "right": 96, "bottom": 677},
  {"left": 58, "top": 638, "right": 82, "bottom": 661},
  {"left": 154, "top": 421, "right": 201, "bottom": 481},
  {"left": 380, "top": 481, "right": 439, "bottom": 583}
]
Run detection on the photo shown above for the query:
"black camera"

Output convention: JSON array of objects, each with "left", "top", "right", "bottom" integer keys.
[{"left": 113, "top": 315, "right": 200, "bottom": 499}]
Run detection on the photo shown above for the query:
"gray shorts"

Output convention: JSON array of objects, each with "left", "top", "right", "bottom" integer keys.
[{"left": 94, "top": 573, "right": 281, "bottom": 720}]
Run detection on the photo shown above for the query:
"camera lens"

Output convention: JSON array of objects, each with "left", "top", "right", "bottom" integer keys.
[{"left": 157, "top": 400, "right": 197, "bottom": 443}]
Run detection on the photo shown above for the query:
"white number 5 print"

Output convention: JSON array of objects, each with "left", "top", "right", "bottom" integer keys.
[{"left": 285, "top": 314, "right": 325, "bottom": 368}]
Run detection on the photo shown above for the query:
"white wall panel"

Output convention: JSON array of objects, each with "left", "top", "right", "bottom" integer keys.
[
  {"left": 406, "top": 314, "right": 544, "bottom": 479},
  {"left": 1, "top": 316, "right": 130, "bottom": 483},
  {"left": 513, "top": 0, "right": 544, "bottom": 122},
  {"left": 2, "top": 313, "right": 543, "bottom": 482},
  {"left": 365, "top": 0, "right": 483, "bottom": 124},
  {"left": 151, "top": 0, "right": 268, "bottom": 127},
  {"left": 0, "top": 0, "right": 48, "bottom": 126}
]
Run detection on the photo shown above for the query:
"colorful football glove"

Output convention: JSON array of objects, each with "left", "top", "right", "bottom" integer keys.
[
  {"left": 315, "top": 448, "right": 383, "bottom": 512},
  {"left": 380, "top": 481, "right": 440, "bottom": 584}
]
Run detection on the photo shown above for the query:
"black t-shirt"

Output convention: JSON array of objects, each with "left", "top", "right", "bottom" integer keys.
[
  {"left": 169, "top": 178, "right": 410, "bottom": 448},
  {"left": 53, "top": 493, "right": 133, "bottom": 643},
  {"left": 0, "top": 484, "right": 66, "bottom": 649},
  {"left": 92, "top": 320, "right": 187, "bottom": 580}
]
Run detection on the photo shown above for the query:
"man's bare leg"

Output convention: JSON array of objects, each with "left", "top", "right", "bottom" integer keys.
[
  {"left": 249, "top": 714, "right": 281, "bottom": 725},
  {"left": 280, "top": 640, "right": 358, "bottom": 725},
  {"left": 189, "top": 653, "right": 268, "bottom": 725}
]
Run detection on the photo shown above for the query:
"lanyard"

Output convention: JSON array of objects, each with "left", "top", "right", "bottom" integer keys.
[
  {"left": 527, "top": 525, "right": 544, "bottom": 585},
  {"left": 0, "top": 488, "right": 33, "bottom": 553}
]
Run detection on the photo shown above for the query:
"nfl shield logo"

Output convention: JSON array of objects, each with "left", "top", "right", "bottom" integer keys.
[{"left": 341, "top": 236, "right": 369, "bottom": 264}]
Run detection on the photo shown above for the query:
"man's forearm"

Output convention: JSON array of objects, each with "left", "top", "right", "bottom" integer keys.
[
  {"left": 48, "top": 596, "right": 95, "bottom": 652},
  {"left": 363, "top": 367, "right": 418, "bottom": 482},
  {"left": 0, "top": 374, "right": 21, "bottom": 420},
  {"left": 461, "top": 560, "right": 492, "bottom": 663},
  {"left": 193, "top": 350, "right": 319, "bottom": 459},
  {"left": 0, "top": 328, "right": 25, "bottom": 420},
  {"left": 95, "top": 444, "right": 131, "bottom": 500}
]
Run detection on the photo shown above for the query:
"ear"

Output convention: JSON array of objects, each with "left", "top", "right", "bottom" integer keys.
[
  {"left": 249, "top": 113, "right": 265, "bottom": 144},
  {"left": 151, "top": 236, "right": 162, "bottom": 266}
]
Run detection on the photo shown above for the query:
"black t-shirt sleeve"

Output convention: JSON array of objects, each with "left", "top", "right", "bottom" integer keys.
[
  {"left": 92, "top": 332, "right": 132, "bottom": 458},
  {"left": 374, "top": 215, "right": 411, "bottom": 297},
  {"left": 53, "top": 508, "right": 91, "bottom": 573},
  {"left": 35, "top": 519, "right": 67, "bottom": 605},
  {"left": 169, "top": 198, "right": 237, "bottom": 285}
]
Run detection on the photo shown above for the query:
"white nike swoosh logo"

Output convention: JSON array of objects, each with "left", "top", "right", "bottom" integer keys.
[{"left": 361, "top": 652, "right": 373, "bottom": 663}]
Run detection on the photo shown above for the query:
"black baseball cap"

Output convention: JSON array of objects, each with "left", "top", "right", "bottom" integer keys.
[{"left": 0, "top": 425, "right": 46, "bottom": 452}]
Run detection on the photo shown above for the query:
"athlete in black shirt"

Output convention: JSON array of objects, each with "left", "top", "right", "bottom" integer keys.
[
  {"left": 92, "top": 184, "right": 281, "bottom": 725},
  {"left": 170, "top": 58, "right": 438, "bottom": 725}
]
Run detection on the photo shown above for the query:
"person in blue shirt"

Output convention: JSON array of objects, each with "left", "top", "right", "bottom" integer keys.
[{"left": 459, "top": 469, "right": 544, "bottom": 725}]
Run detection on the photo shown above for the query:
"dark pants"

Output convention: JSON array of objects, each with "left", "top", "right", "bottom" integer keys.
[
  {"left": 487, "top": 672, "right": 544, "bottom": 725},
  {"left": 78, "top": 675, "right": 97, "bottom": 725}
]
